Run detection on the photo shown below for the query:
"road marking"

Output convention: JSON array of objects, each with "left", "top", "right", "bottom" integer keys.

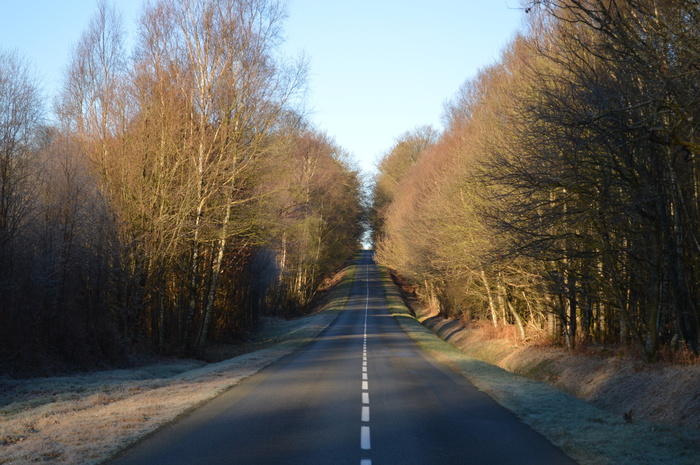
[
  {"left": 361, "top": 263, "right": 372, "bottom": 463},
  {"left": 361, "top": 426, "right": 371, "bottom": 450}
]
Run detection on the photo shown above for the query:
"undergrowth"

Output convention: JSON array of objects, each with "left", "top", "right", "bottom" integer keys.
[
  {"left": 378, "top": 264, "right": 700, "bottom": 465},
  {"left": 0, "top": 259, "right": 358, "bottom": 465}
]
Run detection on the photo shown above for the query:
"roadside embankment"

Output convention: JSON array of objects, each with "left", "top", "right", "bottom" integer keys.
[
  {"left": 378, "top": 265, "right": 700, "bottom": 465},
  {"left": 0, "top": 263, "right": 356, "bottom": 465},
  {"left": 424, "top": 316, "right": 700, "bottom": 431}
]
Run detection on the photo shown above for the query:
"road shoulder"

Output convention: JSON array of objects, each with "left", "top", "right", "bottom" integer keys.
[{"left": 377, "top": 265, "right": 700, "bottom": 465}]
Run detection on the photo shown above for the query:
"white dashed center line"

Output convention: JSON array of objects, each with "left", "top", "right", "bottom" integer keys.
[
  {"left": 361, "top": 264, "right": 372, "bottom": 465},
  {"left": 361, "top": 426, "right": 371, "bottom": 450},
  {"left": 362, "top": 405, "right": 370, "bottom": 422}
]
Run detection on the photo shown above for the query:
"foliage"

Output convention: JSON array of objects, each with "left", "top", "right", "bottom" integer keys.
[
  {"left": 0, "top": 0, "right": 363, "bottom": 371},
  {"left": 373, "top": 0, "right": 700, "bottom": 361}
]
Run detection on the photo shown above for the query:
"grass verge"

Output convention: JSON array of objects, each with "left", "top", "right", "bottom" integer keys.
[
  {"left": 0, "top": 262, "right": 357, "bottom": 465},
  {"left": 378, "top": 265, "right": 700, "bottom": 465}
]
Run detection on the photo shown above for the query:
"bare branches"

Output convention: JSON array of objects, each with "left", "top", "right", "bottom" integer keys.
[
  {"left": 2, "top": 0, "right": 360, "bottom": 372},
  {"left": 374, "top": 0, "right": 700, "bottom": 359}
]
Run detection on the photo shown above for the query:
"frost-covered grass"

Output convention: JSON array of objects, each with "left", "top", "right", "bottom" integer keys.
[
  {"left": 0, "top": 264, "right": 356, "bottom": 465},
  {"left": 379, "top": 266, "right": 700, "bottom": 465}
]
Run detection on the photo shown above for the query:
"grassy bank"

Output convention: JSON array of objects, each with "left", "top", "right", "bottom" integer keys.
[
  {"left": 0, "top": 262, "right": 357, "bottom": 465},
  {"left": 378, "top": 265, "right": 700, "bottom": 465}
]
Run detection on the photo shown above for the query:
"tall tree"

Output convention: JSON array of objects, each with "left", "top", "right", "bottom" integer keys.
[
  {"left": 0, "top": 49, "right": 43, "bottom": 362},
  {"left": 375, "top": 0, "right": 700, "bottom": 360},
  {"left": 370, "top": 126, "right": 437, "bottom": 246}
]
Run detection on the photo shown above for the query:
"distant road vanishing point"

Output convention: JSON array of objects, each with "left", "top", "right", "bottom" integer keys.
[{"left": 110, "top": 250, "right": 577, "bottom": 465}]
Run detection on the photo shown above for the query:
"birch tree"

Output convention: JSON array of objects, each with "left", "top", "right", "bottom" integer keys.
[{"left": 122, "top": 0, "right": 306, "bottom": 352}]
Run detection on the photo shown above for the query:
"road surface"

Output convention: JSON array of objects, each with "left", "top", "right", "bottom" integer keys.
[{"left": 110, "top": 251, "right": 576, "bottom": 465}]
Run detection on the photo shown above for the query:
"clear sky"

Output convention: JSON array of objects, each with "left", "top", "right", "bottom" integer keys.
[{"left": 0, "top": 0, "right": 525, "bottom": 175}]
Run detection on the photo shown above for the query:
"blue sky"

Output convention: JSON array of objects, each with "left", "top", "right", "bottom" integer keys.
[{"left": 0, "top": 0, "right": 524, "bottom": 174}]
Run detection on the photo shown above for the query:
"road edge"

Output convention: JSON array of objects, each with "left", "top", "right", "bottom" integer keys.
[
  {"left": 102, "top": 260, "right": 358, "bottom": 464},
  {"left": 376, "top": 264, "right": 699, "bottom": 465}
]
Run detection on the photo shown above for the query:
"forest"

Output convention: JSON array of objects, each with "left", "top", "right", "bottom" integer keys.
[
  {"left": 372, "top": 0, "right": 700, "bottom": 362},
  {"left": 0, "top": 0, "right": 363, "bottom": 373}
]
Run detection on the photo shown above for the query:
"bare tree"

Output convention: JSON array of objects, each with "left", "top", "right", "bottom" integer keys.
[
  {"left": 374, "top": 1, "right": 700, "bottom": 360},
  {"left": 0, "top": 49, "right": 42, "bottom": 277},
  {"left": 0, "top": 48, "right": 43, "bottom": 360}
]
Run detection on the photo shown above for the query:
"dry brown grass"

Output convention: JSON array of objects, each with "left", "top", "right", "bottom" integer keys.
[
  {"left": 422, "top": 314, "right": 700, "bottom": 430},
  {"left": 382, "top": 266, "right": 700, "bottom": 464},
  {"left": 391, "top": 272, "right": 700, "bottom": 431},
  {"left": 0, "top": 264, "right": 357, "bottom": 464}
]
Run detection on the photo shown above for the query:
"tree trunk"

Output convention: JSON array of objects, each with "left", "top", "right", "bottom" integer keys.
[
  {"left": 196, "top": 200, "right": 232, "bottom": 351},
  {"left": 480, "top": 269, "right": 498, "bottom": 327}
]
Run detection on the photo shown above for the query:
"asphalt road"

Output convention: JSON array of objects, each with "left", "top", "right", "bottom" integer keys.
[{"left": 110, "top": 251, "right": 577, "bottom": 465}]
